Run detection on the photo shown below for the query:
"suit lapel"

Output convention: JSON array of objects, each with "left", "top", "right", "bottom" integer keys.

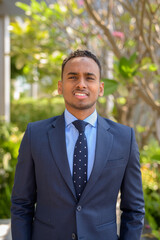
[
  {"left": 47, "top": 113, "right": 113, "bottom": 203},
  {"left": 80, "top": 115, "right": 113, "bottom": 202},
  {"left": 47, "top": 114, "right": 76, "bottom": 200}
]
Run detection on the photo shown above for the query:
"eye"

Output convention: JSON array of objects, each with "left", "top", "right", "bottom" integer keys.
[
  {"left": 68, "top": 76, "right": 77, "bottom": 80},
  {"left": 86, "top": 77, "right": 95, "bottom": 81},
  {"left": 85, "top": 74, "right": 96, "bottom": 80}
]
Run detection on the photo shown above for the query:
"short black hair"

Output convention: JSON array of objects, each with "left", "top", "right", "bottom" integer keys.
[{"left": 61, "top": 49, "right": 101, "bottom": 79}]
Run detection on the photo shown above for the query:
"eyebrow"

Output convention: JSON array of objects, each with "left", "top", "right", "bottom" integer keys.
[
  {"left": 85, "top": 72, "right": 96, "bottom": 77},
  {"left": 67, "top": 72, "right": 78, "bottom": 76},
  {"left": 67, "top": 72, "right": 96, "bottom": 77}
]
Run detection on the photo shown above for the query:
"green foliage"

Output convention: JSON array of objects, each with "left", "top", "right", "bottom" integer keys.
[
  {"left": 141, "top": 140, "right": 160, "bottom": 164},
  {"left": 10, "top": 0, "right": 70, "bottom": 93},
  {"left": 10, "top": 0, "right": 89, "bottom": 94},
  {"left": 114, "top": 52, "right": 139, "bottom": 83},
  {"left": 11, "top": 97, "right": 65, "bottom": 132},
  {"left": 140, "top": 139, "right": 160, "bottom": 239},
  {"left": 140, "top": 57, "right": 158, "bottom": 72},
  {"left": 0, "top": 121, "right": 22, "bottom": 218},
  {"left": 143, "top": 191, "right": 160, "bottom": 239},
  {"left": 136, "top": 125, "right": 146, "bottom": 134},
  {"left": 124, "top": 39, "right": 136, "bottom": 48},
  {"left": 102, "top": 53, "right": 139, "bottom": 99},
  {"left": 116, "top": 97, "right": 126, "bottom": 105},
  {"left": 102, "top": 78, "right": 119, "bottom": 96}
]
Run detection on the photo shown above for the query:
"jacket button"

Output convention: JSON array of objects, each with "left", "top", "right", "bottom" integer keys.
[
  {"left": 72, "top": 233, "right": 77, "bottom": 239},
  {"left": 77, "top": 205, "right": 82, "bottom": 211}
]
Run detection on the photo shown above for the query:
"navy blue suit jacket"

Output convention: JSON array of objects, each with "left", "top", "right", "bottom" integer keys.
[{"left": 11, "top": 114, "right": 145, "bottom": 240}]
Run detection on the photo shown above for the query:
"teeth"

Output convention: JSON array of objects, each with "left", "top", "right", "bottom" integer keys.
[{"left": 75, "top": 93, "right": 86, "bottom": 96}]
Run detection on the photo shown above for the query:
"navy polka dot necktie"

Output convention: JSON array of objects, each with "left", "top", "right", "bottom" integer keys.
[{"left": 72, "top": 120, "right": 88, "bottom": 201}]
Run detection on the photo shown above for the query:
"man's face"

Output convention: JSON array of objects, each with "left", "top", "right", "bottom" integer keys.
[{"left": 58, "top": 57, "right": 104, "bottom": 117}]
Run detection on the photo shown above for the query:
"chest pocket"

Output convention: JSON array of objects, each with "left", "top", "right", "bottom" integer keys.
[{"left": 105, "top": 158, "right": 125, "bottom": 168}]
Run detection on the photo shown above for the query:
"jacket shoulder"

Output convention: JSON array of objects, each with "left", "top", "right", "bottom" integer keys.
[
  {"left": 27, "top": 115, "right": 61, "bottom": 131},
  {"left": 100, "top": 116, "right": 133, "bottom": 139},
  {"left": 105, "top": 118, "right": 130, "bottom": 130},
  {"left": 100, "top": 115, "right": 131, "bottom": 131}
]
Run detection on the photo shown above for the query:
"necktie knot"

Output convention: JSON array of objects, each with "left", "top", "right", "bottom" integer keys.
[{"left": 73, "top": 120, "right": 88, "bottom": 133}]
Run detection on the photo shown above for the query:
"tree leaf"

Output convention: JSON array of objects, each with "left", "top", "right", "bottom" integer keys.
[
  {"left": 129, "top": 52, "right": 137, "bottom": 65},
  {"left": 149, "top": 64, "right": 158, "bottom": 72},
  {"left": 118, "top": 54, "right": 138, "bottom": 80},
  {"left": 102, "top": 78, "right": 118, "bottom": 96},
  {"left": 151, "top": 154, "right": 160, "bottom": 161},
  {"left": 15, "top": 2, "right": 30, "bottom": 12}
]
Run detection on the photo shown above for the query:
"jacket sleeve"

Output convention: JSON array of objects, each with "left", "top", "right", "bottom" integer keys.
[
  {"left": 11, "top": 123, "right": 36, "bottom": 240},
  {"left": 119, "top": 128, "right": 145, "bottom": 240}
]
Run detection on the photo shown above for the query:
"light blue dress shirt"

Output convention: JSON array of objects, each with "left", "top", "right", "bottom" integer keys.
[{"left": 64, "top": 109, "right": 97, "bottom": 180}]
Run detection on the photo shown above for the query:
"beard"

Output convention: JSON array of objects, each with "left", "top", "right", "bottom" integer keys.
[{"left": 65, "top": 99, "right": 97, "bottom": 111}]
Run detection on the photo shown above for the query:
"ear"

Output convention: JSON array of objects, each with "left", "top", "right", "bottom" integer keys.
[
  {"left": 58, "top": 80, "right": 63, "bottom": 95},
  {"left": 98, "top": 82, "right": 104, "bottom": 97}
]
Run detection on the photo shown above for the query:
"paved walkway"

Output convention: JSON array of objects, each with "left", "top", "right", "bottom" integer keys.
[{"left": 0, "top": 220, "right": 11, "bottom": 240}]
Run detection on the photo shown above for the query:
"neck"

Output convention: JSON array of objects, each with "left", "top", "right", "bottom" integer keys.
[{"left": 66, "top": 107, "right": 96, "bottom": 120}]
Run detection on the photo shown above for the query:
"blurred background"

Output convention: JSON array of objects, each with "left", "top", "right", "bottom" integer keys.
[{"left": 0, "top": 0, "right": 160, "bottom": 239}]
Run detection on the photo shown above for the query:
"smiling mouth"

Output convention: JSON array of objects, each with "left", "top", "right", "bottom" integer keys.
[
  {"left": 75, "top": 93, "right": 87, "bottom": 96},
  {"left": 74, "top": 92, "right": 88, "bottom": 99}
]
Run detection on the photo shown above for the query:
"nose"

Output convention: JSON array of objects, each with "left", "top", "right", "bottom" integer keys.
[{"left": 76, "top": 77, "right": 87, "bottom": 89}]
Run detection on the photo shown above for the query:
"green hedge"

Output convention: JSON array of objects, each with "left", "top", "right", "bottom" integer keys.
[
  {"left": 0, "top": 121, "right": 22, "bottom": 218},
  {"left": 140, "top": 140, "right": 160, "bottom": 239},
  {"left": 11, "top": 97, "right": 65, "bottom": 132}
]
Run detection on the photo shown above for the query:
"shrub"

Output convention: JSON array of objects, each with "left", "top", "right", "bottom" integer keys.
[
  {"left": 0, "top": 121, "right": 22, "bottom": 218},
  {"left": 11, "top": 97, "right": 65, "bottom": 132},
  {"left": 140, "top": 139, "right": 160, "bottom": 239}
]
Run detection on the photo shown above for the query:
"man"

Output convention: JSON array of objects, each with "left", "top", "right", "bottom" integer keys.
[{"left": 11, "top": 49, "right": 145, "bottom": 240}]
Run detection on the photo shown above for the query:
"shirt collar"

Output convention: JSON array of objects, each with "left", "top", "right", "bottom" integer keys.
[{"left": 64, "top": 109, "right": 97, "bottom": 128}]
